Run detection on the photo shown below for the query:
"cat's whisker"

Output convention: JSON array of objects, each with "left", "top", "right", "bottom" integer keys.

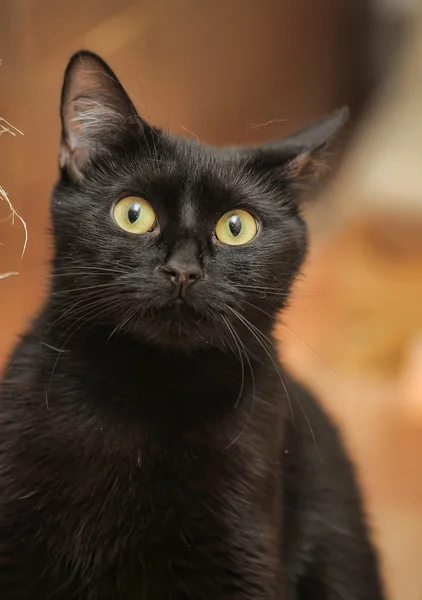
[
  {"left": 51, "top": 261, "right": 132, "bottom": 275},
  {"left": 51, "top": 270, "right": 129, "bottom": 280},
  {"left": 232, "top": 279, "right": 294, "bottom": 294},
  {"left": 227, "top": 306, "right": 318, "bottom": 447},
  {"left": 279, "top": 323, "right": 354, "bottom": 391},
  {"left": 45, "top": 292, "right": 117, "bottom": 333},
  {"left": 46, "top": 290, "right": 127, "bottom": 336},
  {"left": 40, "top": 341, "right": 66, "bottom": 354},
  {"left": 238, "top": 287, "right": 342, "bottom": 299},
  {"left": 228, "top": 318, "right": 255, "bottom": 405},
  {"left": 231, "top": 287, "right": 290, "bottom": 300},
  {"left": 221, "top": 314, "right": 257, "bottom": 451},
  {"left": 51, "top": 270, "right": 127, "bottom": 278},
  {"left": 242, "top": 300, "right": 274, "bottom": 321},
  {"left": 225, "top": 304, "right": 293, "bottom": 417},
  {"left": 106, "top": 304, "right": 140, "bottom": 343},
  {"left": 48, "top": 297, "right": 129, "bottom": 386},
  {"left": 0, "top": 272, "right": 128, "bottom": 310},
  {"left": 221, "top": 315, "right": 245, "bottom": 408},
  {"left": 50, "top": 282, "right": 126, "bottom": 297},
  {"left": 223, "top": 390, "right": 256, "bottom": 452},
  {"left": 243, "top": 298, "right": 352, "bottom": 392}
]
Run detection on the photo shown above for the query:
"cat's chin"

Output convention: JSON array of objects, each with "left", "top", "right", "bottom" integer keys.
[
  {"left": 127, "top": 310, "right": 225, "bottom": 353},
  {"left": 137, "top": 325, "right": 220, "bottom": 353}
]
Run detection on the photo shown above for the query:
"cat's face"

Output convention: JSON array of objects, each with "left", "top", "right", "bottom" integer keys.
[{"left": 51, "top": 51, "right": 346, "bottom": 351}]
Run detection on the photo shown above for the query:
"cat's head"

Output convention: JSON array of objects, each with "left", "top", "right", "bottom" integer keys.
[{"left": 51, "top": 50, "right": 347, "bottom": 351}]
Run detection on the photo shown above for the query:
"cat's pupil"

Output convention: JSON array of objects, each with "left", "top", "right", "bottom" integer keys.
[
  {"left": 128, "top": 203, "right": 141, "bottom": 224},
  {"left": 229, "top": 215, "right": 242, "bottom": 237}
]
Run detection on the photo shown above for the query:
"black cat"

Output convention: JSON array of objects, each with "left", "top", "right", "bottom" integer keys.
[{"left": 0, "top": 51, "right": 385, "bottom": 599}]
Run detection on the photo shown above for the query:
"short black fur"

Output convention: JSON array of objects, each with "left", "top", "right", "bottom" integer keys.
[{"left": 0, "top": 51, "right": 384, "bottom": 599}]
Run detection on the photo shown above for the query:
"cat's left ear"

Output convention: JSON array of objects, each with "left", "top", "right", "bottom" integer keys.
[
  {"left": 60, "top": 50, "right": 145, "bottom": 179},
  {"left": 244, "top": 108, "right": 349, "bottom": 200}
]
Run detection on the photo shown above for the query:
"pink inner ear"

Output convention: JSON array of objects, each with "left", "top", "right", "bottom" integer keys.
[
  {"left": 67, "top": 96, "right": 123, "bottom": 147},
  {"left": 286, "top": 153, "right": 311, "bottom": 179},
  {"left": 67, "top": 63, "right": 105, "bottom": 100},
  {"left": 60, "top": 96, "right": 94, "bottom": 178},
  {"left": 59, "top": 136, "right": 87, "bottom": 178},
  {"left": 60, "top": 53, "right": 141, "bottom": 178}
]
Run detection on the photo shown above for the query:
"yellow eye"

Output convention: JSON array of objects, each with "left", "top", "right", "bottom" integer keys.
[
  {"left": 215, "top": 209, "right": 258, "bottom": 246},
  {"left": 113, "top": 196, "right": 156, "bottom": 234}
]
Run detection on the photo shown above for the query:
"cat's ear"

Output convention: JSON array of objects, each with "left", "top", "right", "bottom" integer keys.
[
  {"left": 60, "top": 50, "right": 144, "bottom": 179},
  {"left": 245, "top": 108, "right": 349, "bottom": 200}
]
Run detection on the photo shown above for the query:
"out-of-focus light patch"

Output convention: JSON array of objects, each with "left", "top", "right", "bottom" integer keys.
[{"left": 373, "top": 0, "right": 421, "bottom": 17}]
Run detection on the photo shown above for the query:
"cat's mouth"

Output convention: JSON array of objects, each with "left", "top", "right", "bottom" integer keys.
[
  {"left": 163, "top": 298, "right": 209, "bottom": 321},
  {"left": 130, "top": 298, "right": 223, "bottom": 350},
  {"left": 168, "top": 297, "right": 187, "bottom": 307},
  {"left": 164, "top": 292, "right": 203, "bottom": 312}
]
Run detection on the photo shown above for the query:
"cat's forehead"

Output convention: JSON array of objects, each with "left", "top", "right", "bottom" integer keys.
[
  {"left": 134, "top": 135, "right": 248, "bottom": 212},
  {"left": 160, "top": 135, "right": 239, "bottom": 181}
]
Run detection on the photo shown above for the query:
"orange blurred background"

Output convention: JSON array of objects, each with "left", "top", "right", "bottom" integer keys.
[{"left": 1, "top": 1, "right": 422, "bottom": 598}]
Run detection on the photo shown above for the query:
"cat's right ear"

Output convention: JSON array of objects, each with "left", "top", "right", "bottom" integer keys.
[
  {"left": 60, "top": 50, "right": 145, "bottom": 179},
  {"left": 241, "top": 108, "right": 349, "bottom": 203}
]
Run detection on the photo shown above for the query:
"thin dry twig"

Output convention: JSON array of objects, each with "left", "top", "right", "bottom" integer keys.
[
  {"left": 0, "top": 185, "right": 28, "bottom": 259},
  {"left": 0, "top": 117, "right": 23, "bottom": 138},
  {"left": 1, "top": 117, "right": 27, "bottom": 277},
  {"left": 0, "top": 271, "right": 19, "bottom": 280}
]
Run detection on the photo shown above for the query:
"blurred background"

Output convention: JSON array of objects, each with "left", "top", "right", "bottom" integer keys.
[{"left": 1, "top": 1, "right": 422, "bottom": 597}]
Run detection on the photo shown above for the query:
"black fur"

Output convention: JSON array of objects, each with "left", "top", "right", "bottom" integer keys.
[{"left": 0, "top": 51, "right": 384, "bottom": 599}]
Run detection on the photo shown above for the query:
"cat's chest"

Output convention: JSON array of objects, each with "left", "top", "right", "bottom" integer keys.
[
  {"left": 54, "top": 442, "right": 245, "bottom": 598},
  {"left": 56, "top": 421, "right": 226, "bottom": 533}
]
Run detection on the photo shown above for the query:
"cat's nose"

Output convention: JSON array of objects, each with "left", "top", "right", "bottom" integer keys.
[{"left": 163, "top": 262, "right": 202, "bottom": 297}]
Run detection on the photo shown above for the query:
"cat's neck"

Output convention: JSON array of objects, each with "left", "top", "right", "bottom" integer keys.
[
  {"left": 29, "top": 309, "right": 286, "bottom": 458},
  {"left": 39, "top": 315, "right": 258, "bottom": 424}
]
